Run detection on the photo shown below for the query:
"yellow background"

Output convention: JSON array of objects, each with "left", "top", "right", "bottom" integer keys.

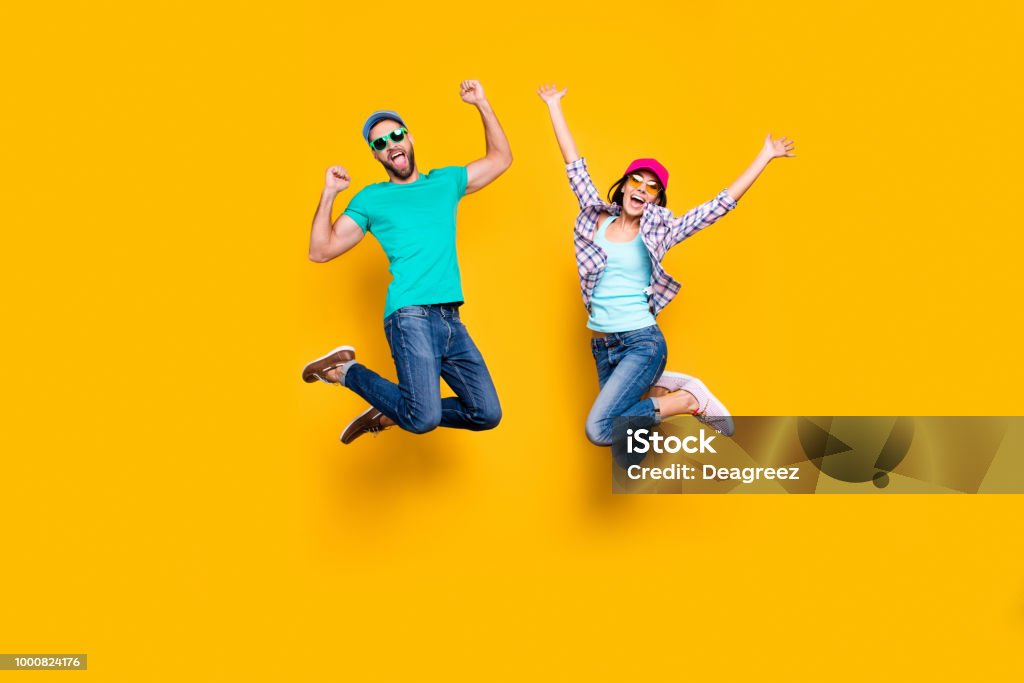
[{"left": 2, "top": 0, "right": 1023, "bottom": 679}]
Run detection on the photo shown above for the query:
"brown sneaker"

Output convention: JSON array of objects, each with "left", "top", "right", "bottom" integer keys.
[
  {"left": 340, "top": 407, "right": 390, "bottom": 444},
  {"left": 302, "top": 345, "right": 355, "bottom": 383}
]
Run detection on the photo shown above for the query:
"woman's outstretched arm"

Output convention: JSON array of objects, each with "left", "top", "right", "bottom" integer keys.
[
  {"left": 539, "top": 83, "right": 606, "bottom": 211},
  {"left": 657, "top": 134, "right": 797, "bottom": 247},
  {"left": 537, "top": 83, "right": 579, "bottom": 164},
  {"left": 726, "top": 134, "right": 796, "bottom": 202}
]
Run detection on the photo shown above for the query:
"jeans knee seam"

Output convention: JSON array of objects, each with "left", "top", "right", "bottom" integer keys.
[{"left": 392, "top": 317, "right": 419, "bottom": 425}]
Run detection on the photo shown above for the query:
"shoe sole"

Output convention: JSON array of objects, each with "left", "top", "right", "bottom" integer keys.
[
  {"left": 340, "top": 406, "right": 376, "bottom": 444},
  {"left": 302, "top": 345, "right": 355, "bottom": 383}
]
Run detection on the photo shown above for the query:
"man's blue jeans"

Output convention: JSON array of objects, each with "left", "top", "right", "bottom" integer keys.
[
  {"left": 586, "top": 325, "right": 667, "bottom": 447},
  {"left": 344, "top": 304, "right": 502, "bottom": 433}
]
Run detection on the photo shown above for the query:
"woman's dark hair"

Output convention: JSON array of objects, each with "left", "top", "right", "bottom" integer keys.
[{"left": 607, "top": 173, "right": 668, "bottom": 208}]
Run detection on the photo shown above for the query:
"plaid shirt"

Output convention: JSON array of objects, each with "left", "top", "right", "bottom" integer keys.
[{"left": 566, "top": 157, "right": 738, "bottom": 316}]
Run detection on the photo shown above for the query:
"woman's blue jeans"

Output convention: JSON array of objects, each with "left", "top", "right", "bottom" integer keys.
[{"left": 586, "top": 325, "right": 667, "bottom": 447}]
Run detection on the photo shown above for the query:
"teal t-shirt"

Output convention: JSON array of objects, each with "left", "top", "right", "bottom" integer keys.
[{"left": 343, "top": 166, "right": 468, "bottom": 318}]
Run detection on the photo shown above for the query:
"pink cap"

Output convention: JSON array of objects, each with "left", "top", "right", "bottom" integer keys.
[{"left": 624, "top": 158, "right": 669, "bottom": 190}]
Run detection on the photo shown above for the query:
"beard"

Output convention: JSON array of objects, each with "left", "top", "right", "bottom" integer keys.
[{"left": 382, "top": 147, "right": 416, "bottom": 179}]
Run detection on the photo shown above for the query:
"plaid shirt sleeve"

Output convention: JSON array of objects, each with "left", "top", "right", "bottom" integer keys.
[
  {"left": 566, "top": 157, "right": 604, "bottom": 210},
  {"left": 652, "top": 189, "right": 738, "bottom": 249}
]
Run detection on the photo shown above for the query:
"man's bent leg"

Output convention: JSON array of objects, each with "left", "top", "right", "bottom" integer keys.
[
  {"left": 344, "top": 307, "right": 444, "bottom": 434},
  {"left": 438, "top": 314, "right": 501, "bottom": 431}
]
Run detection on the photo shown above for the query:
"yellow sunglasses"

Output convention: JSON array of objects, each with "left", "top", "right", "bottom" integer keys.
[{"left": 626, "top": 173, "right": 662, "bottom": 195}]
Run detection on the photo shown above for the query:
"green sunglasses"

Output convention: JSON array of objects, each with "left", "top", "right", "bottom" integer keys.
[{"left": 368, "top": 127, "right": 408, "bottom": 151}]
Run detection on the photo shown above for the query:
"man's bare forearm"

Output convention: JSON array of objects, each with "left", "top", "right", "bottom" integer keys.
[
  {"left": 476, "top": 100, "right": 512, "bottom": 166},
  {"left": 463, "top": 82, "right": 513, "bottom": 193},
  {"left": 308, "top": 165, "right": 362, "bottom": 262},
  {"left": 309, "top": 189, "right": 340, "bottom": 262}
]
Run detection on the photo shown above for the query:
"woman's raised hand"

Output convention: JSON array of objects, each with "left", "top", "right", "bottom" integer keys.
[
  {"left": 538, "top": 83, "right": 579, "bottom": 163},
  {"left": 536, "top": 83, "right": 568, "bottom": 105},
  {"left": 763, "top": 134, "right": 796, "bottom": 159}
]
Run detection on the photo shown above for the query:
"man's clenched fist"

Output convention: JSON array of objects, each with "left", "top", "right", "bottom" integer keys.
[{"left": 325, "top": 165, "right": 350, "bottom": 192}]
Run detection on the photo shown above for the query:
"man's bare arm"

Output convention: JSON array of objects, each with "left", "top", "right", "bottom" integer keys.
[
  {"left": 461, "top": 80, "right": 513, "bottom": 195},
  {"left": 309, "top": 165, "right": 365, "bottom": 263}
]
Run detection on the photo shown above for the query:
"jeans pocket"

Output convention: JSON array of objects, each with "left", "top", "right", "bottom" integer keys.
[
  {"left": 395, "top": 305, "right": 428, "bottom": 318},
  {"left": 622, "top": 336, "right": 658, "bottom": 350},
  {"left": 622, "top": 325, "right": 662, "bottom": 348}
]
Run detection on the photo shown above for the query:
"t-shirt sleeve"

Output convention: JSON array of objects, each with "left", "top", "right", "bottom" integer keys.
[
  {"left": 452, "top": 165, "right": 468, "bottom": 197},
  {"left": 342, "top": 189, "right": 371, "bottom": 234}
]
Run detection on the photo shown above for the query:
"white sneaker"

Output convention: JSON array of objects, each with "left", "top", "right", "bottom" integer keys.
[
  {"left": 652, "top": 370, "right": 694, "bottom": 393},
  {"left": 678, "top": 377, "right": 735, "bottom": 437}
]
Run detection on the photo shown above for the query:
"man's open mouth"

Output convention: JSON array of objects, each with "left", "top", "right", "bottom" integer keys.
[{"left": 389, "top": 150, "right": 408, "bottom": 169}]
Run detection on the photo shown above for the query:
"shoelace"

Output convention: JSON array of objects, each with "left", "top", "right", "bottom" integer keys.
[
  {"left": 315, "top": 362, "right": 346, "bottom": 384},
  {"left": 365, "top": 414, "right": 390, "bottom": 437},
  {"left": 690, "top": 399, "right": 731, "bottom": 436},
  {"left": 342, "top": 414, "right": 389, "bottom": 442}
]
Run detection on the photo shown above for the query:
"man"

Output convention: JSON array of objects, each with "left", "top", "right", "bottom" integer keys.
[{"left": 303, "top": 80, "right": 512, "bottom": 444}]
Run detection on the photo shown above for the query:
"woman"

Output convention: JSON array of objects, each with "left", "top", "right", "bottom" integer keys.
[{"left": 536, "top": 83, "right": 794, "bottom": 449}]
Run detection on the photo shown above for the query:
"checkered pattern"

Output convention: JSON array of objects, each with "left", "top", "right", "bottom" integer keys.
[{"left": 566, "top": 157, "right": 737, "bottom": 316}]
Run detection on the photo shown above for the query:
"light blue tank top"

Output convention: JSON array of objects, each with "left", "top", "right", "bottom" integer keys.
[{"left": 588, "top": 215, "right": 657, "bottom": 332}]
